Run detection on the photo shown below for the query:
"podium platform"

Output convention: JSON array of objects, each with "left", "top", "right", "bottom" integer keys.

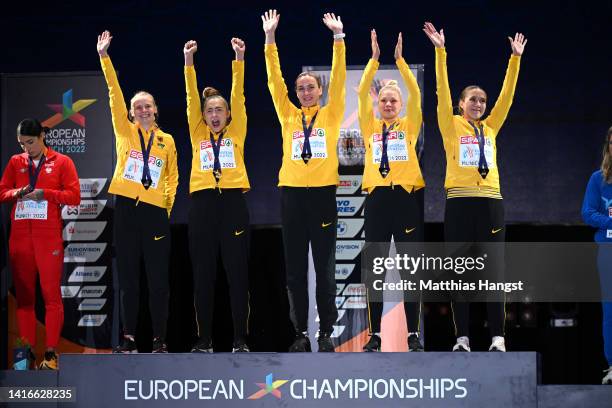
[
  {"left": 0, "top": 353, "right": 610, "bottom": 407},
  {"left": 537, "top": 385, "right": 612, "bottom": 408}
]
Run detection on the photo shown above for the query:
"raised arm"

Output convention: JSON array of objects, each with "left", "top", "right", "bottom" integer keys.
[
  {"left": 164, "top": 141, "right": 179, "bottom": 218},
  {"left": 230, "top": 37, "right": 247, "bottom": 139},
  {"left": 97, "top": 30, "right": 111, "bottom": 58},
  {"left": 322, "top": 12, "right": 344, "bottom": 42},
  {"left": 262, "top": 9, "right": 295, "bottom": 119},
  {"left": 486, "top": 33, "right": 526, "bottom": 132},
  {"left": 322, "top": 12, "right": 346, "bottom": 121},
  {"left": 262, "top": 8, "right": 279, "bottom": 45},
  {"left": 184, "top": 39, "right": 197, "bottom": 66},
  {"left": 183, "top": 40, "right": 203, "bottom": 137},
  {"left": 97, "top": 30, "right": 130, "bottom": 136},
  {"left": 423, "top": 22, "right": 454, "bottom": 137},
  {"left": 358, "top": 29, "right": 379, "bottom": 131},
  {"left": 395, "top": 32, "right": 422, "bottom": 135}
]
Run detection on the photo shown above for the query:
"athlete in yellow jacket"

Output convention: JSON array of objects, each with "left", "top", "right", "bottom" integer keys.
[
  {"left": 262, "top": 9, "right": 345, "bottom": 352},
  {"left": 98, "top": 30, "right": 178, "bottom": 354},
  {"left": 424, "top": 22, "right": 527, "bottom": 352},
  {"left": 184, "top": 37, "right": 250, "bottom": 353},
  {"left": 358, "top": 29, "right": 425, "bottom": 352}
]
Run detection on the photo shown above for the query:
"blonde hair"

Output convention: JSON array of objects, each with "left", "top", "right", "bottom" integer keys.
[
  {"left": 378, "top": 80, "right": 403, "bottom": 101},
  {"left": 602, "top": 126, "right": 612, "bottom": 183},
  {"left": 128, "top": 91, "right": 158, "bottom": 123}
]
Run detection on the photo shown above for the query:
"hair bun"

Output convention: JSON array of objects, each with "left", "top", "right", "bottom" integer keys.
[
  {"left": 386, "top": 80, "right": 399, "bottom": 87},
  {"left": 203, "top": 87, "right": 220, "bottom": 98}
]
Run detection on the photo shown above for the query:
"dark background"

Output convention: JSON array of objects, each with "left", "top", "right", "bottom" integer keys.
[
  {"left": 2, "top": 0, "right": 610, "bottom": 224},
  {"left": 1, "top": 0, "right": 611, "bottom": 384}
]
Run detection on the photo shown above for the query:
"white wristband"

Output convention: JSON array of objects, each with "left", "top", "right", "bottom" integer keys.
[{"left": 333, "top": 33, "right": 345, "bottom": 40}]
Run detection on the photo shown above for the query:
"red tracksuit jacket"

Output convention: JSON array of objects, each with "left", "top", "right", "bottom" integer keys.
[{"left": 0, "top": 148, "right": 80, "bottom": 228}]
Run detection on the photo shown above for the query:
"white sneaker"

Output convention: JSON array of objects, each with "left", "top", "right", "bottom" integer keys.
[
  {"left": 489, "top": 336, "right": 506, "bottom": 352},
  {"left": 603, "top": 367, "right": 612, "bottom": 385},
  {"left": 453, "top": 336, "right": 471, "bottom": 352}
]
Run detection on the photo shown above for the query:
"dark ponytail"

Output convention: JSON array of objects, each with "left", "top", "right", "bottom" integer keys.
[
  {"left": 456, "top": 85, "right": 487, "bottom": 116},
  {"left": 17, "top": 118, "right": 48, "bottom": 146}
]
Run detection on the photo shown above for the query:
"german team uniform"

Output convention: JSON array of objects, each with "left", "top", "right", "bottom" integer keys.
[
  {"left": 184, "top": 59, "right": 250, "bottom": 348},
  {"left": 100, "top": 56, "right": 179, "bottom": 346},
  {"left": 435, "top": 46, "right": 521, "bottom": 339},
  {"left": 358, "top": 57, "right": 425, "bottom": 342},
  {"left": 264, "top": 40, "right": 346, "bottom": 339}
]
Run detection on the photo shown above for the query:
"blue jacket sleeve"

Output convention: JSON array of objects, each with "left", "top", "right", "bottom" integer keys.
[{"left": 581, "top": 172, "right": 612, "bottom": 229}]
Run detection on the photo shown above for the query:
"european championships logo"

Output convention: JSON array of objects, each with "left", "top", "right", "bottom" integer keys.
[
  {"left": 247, "top": 373, "right": 288, "bottom": 400},
  {"left": 42, "top": 89, "right": 96, "bottom": 128}
]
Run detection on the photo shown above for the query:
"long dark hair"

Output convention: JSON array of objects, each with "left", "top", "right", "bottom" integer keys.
[
  {"left": 16, "top": 118, "right": 48, "bottom": 146},
  {"left": 295, "top": 71, "right": 322, "bottom": 89},
  {"left": 602, "top": 126, "right": 612, "bottom": 183}
]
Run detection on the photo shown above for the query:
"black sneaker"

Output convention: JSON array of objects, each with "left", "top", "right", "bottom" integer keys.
[
  {"left": 152, "top": 337, "right": 168, "bottom": 353},
  {"left": 232, "top": 340, "right": 250, "bottom": 353},
  {"left": 191, "top": 338, "right": 213, "bottom": 353},
  {"left": 289, "top": 333, "right": 311, "bottom": 352},
  {"left": 363, "top": 334, "right": 381, "bottom": 352},
  {"left": 28, "top": 349, "right": 36, "bottom": 369},
  {"left": 408, "top": 333, "right": 424, "bottom": 352},
  {"left": 114, "top": 336, "right": 137, "bottom": 353},
  {"left": 317, "top": 332, "right": 335, "bottom": 352},
  {"left": 39, "top": 351, "right": 58, "bottom": 370}
]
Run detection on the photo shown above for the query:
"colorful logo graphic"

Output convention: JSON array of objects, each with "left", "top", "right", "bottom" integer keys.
[
  {"left": 248, "top": 374, "right": 289, "bottom": 400},
  {"left": 42, "top": 89, "right": 96, "bottom": 128}
]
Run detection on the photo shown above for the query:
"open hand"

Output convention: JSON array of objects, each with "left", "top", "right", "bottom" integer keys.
[
  {"left": 423, "top": 22, "right": 445, "bottom": 48},
  {"left": 371, "top": 29, "right": 380, "bottom": 60},
  {"left": 508, "top": 32, "right": 527, "bottom": 56},
  {"left": 322, "top": 13, "right": 343, "bottom": 35},
  {"left": 394, "top": 32, "right": 403, "bottom": 60},
  {"left": 97, "top": 30, "right": 112, "bottom": 57},
  {"left": 262, "top": 9, "right": 280, "bottom": 34}
]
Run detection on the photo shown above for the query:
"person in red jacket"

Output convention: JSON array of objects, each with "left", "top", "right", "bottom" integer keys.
[{"left": 0, "top": 118, "right": 80, "bottom": 369}]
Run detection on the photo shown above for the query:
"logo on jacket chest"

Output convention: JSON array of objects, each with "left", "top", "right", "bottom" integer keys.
[
  {"left": 291, "top": 128, "right": 328, "bottom": 161},
  {"left": 44, "top": 162, "right": 55, "bottom": 174},
  {"left": 19, "top": 161, "right": 55, "bottom": 174}
]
